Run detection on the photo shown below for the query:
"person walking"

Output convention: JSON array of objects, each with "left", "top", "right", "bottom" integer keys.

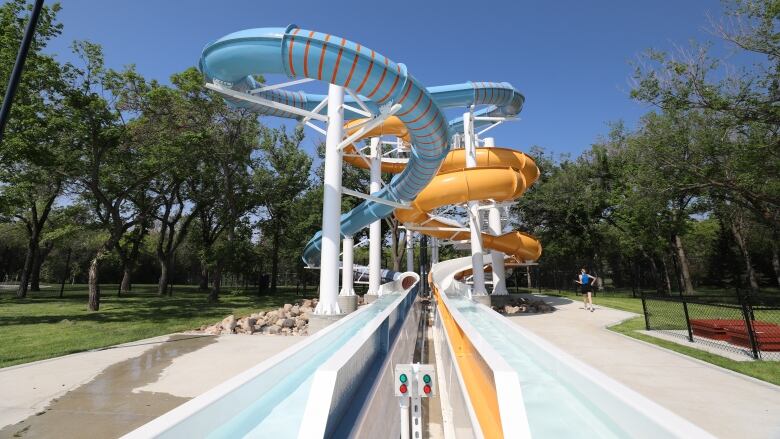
[{"left": 576, "top": 268, "right": 595, "bottom": 311}]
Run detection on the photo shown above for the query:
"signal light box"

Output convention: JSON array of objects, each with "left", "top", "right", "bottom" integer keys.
[
  {"left": 394, "top": 363, "right": 436, "bottom": 398},
  {"left": 416, "top": 364, "right": 436, "bottom": 397},
  {"left": 394, "top": 364, "right": 414, "bottom": 397}
]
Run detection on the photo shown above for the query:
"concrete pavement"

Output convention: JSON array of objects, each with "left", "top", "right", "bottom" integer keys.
[
  {"left": 506, "top": 296, "right": 780, "bottom": 439},
  {"left": 0, "top": 333, "right": 303, "bottom": 438}
]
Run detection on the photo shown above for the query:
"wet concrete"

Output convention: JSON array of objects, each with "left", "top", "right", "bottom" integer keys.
[{"left": 0, "top": 334, "right": 216, "bottom": 439}]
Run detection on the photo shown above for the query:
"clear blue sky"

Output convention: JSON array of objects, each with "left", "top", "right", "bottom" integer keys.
[{"left": 43, "top": 0, "right": 728, "bottom": 157}]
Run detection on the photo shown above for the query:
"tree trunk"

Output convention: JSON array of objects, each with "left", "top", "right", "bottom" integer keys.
[
  {"left": 30, "top": 248, "right": 42, "bottom": 292},
  {"left": 390, "top": 223, "right": 399, "bottom": 272},
  {"left": 660, "top": 257, "right": 672, "bottom": 294},
  {"left": 16, "top": 239, "right": 35, "bottom": 298},
  {"left": 158, "top": 258, "right": 170, "bottom": 295},
  {"left": 199, "top": 262, "right": 209, "bottom": 290},
  {"left": 88, "top": 252, "right": 102, "bottom": 311},
  {"left": 120, "top": 266, "right": 132, "bottom": 295},
  {"left": 209, "top": 263, "right": 222, "bottom": 302},
  {"left": 771, "top": 238, "right": 780, "bottom": 288},
  {"left": 730, "top": 217, "right": 759, "bottom": 293},
  {"left": 646, "top": 254, "right": 661, "bottom": 293},
  {"left": 60, "top": 248, "right": 71, "bottom": 298},
  {"left": 271, "top": 226, "right": 280, "bottom": 292},
  {"left": 672, "top": 234, "right": 695, "bottom": 294},
  {"left": 30, "top": 241, "right": 54, "bottom": 292}
]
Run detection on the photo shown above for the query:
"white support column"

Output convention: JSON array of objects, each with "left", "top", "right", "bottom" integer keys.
[
  {"left": 367, "top": 137, "right": 382, "bottom": 296},
  {"left": 431, "top": 237, "right": 439, "bottom": 265},
  {"left": 484, "top": 137, "right": 508, "bottom": 295},
  {"left": 339, "top": 235, "right": 355, "bottom": 296},
  {"left": 406, "top": 230, "right": 414, "bottom": 273},
  {"left": 464, "top": 111, "right": 487, "bottom": 297},
  {"left": 315, "top": 84, "right": 345, "bottom": 315}
]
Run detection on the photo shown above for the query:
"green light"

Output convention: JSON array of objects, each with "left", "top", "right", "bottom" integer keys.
[
  {"left": 423, "top": 374, "right": 431, "bottom": 384},
  {"left": 399, "top": 373, "right": 408, "bottom": 383}
]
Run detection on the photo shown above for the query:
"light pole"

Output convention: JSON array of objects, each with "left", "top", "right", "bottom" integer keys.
[{"left": 0, "top": 0, "right": 45, "bottom": 142}]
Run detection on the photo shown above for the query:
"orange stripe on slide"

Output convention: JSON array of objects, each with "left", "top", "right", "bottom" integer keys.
[
  {"left": 331, "top": 38, "right": 346, "bottom": 83},
  {"left": 376, "top": 64, "right": 401, "bottom": 103},
  {"left": 344, "top": 44, "right": 361, "bottom": 88},
  {"left": 408, "top": 99, "right": 432, "bottom": 124},
  {"left": 397, "top": 80, "right": 413, "bottom": 105},
  {"left": 288, "top": 28, "right": 300, "bottom": 76},
  {"left": 410, "top": 111, "right": 439, "bottom": 132},
  {"left": 433, "top": 285, "right": 504, "bottom": 439},
  {"left": 397, "top": 89, "right": 424, "bottom": 116},
  {"left": 317, "top": 34, "right": 331, "bottom": 80},
  {"left": 366, "top": 57, "right": 389, "bottom": 98},
  {"left": 303, "top": 31, "right": 315, "bottom": 77},
  {"left": 355, "top": 50, "right": 376, "bottom": 94}
]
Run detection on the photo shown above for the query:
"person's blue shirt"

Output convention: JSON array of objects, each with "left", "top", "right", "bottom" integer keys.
[{"left": 581, "top": 273, "right": 591, "bottom": 285}]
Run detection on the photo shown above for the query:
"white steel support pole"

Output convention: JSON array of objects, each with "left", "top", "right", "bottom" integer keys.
[
  {"left": 400, "top": 397, "right": 410, "bottom": 439},
  {"left": 431, "top": 237, "right": 439, "bottom": 265},
  {"left": 464, "top": 111, "right": 488, "bottom": 297},
  {"left": 406, "top": 230, "right": 414, "bottom": 273},
  {"left": 367, "top": 137, "right": 382, "bottom": 296},
  {"left": 315, "top": 84, "right": 345, "bottom": 315},
  {"left": 484, "top": 137, "right": 508, "bottom": 295},
  {"left": 339, "top": 235, "right": 355, "bottom": 296}
]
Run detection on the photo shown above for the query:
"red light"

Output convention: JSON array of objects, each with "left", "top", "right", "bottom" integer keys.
[
  {"left": 399, "top": 384, "right": 408, "bottom": 394},
  {"left": 423, "top": 384, "right": 432, "bottom": 394}
]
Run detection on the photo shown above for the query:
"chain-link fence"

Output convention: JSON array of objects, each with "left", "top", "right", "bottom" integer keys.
[{"left": 642, "top": 292, "right": 780, "bottom": 361}]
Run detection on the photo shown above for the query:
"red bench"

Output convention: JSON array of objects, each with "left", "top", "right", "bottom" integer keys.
[
  {"left": 689, "top": 319, "right": 780, "bottom": 351},
  {"left": 725, "top": 326, "right": 780, "bottom": 352}
]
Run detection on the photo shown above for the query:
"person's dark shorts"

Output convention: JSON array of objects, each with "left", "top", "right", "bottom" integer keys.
[{"left": 581, "top": 284, "right": 591, "bottom": 294}]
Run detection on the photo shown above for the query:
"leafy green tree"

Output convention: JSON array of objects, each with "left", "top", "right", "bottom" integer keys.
[
  {"left": 112, "top": 67, "right": 222, "bottom": 294},
  {"left": 64, "top": 42, "right": 159, "bottom": 310},
  {"left": 193, "top": 100, "right": 260, "bottom": 302},
  {"left": 0, "top": 0, "right": 74, "bottom": 298},
  {"left": 255, "top": 126, "right": 312, "bottom": 291},
  {"left": 631, "top": 0, "right": 779, "bottom": 230}
]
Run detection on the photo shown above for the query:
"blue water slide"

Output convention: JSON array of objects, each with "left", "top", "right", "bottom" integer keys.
[{"left": 198, "top": 26, "right": 525, "bottom": 267}]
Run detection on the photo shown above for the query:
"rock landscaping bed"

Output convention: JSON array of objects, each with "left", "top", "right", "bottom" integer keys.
[
  {"left": 196, "top": 298, "right": 318, "bottom": 336},
  {"left": 493, "top": 297, "right": 555, "bottom": 314}
]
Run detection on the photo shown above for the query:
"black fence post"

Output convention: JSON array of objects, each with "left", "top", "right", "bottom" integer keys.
[
  {"left": 681, "top": 297, "right": 694, "bottom": 342},
  {"left": 739, "top": 293, "right": 761, "bottom": 360},
  {"left": 641, "top": 293, "right": 650, "bottom": 331}
]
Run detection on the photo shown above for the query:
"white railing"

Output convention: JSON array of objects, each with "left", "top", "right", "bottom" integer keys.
[{"left": 298, "top": 273, "right": 420, "bottom": 438}]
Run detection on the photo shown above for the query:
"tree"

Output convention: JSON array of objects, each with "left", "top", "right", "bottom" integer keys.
[
  {"left": 65, "top": 42, "right": 159, "bottom": 310},
  {"left": 0, "top": 0, "right": 72, "bottom": 298},
  {"left": 195, "top": 98, "right": 260, "bottom": 302},
  {"left": 112, "top": 67, "right": 222, "bottom": 294},
  {"left": 255, "top": 126, "right": 312, "bottom": 291},
  {"left": 631, "top": 0, "right": 780, "bottom": 230}
]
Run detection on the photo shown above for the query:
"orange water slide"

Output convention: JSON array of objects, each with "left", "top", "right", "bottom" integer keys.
[{"left": 344, "top": 117, "right": 542, "bottom": 262}]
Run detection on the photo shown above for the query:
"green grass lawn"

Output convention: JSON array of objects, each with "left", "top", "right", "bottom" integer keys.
[
  {"left": 541, "top": 289, "right": 780, "bottom": 386},
  {"left": 0, "top": 284, "right": 313, "bottom": 368}
]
